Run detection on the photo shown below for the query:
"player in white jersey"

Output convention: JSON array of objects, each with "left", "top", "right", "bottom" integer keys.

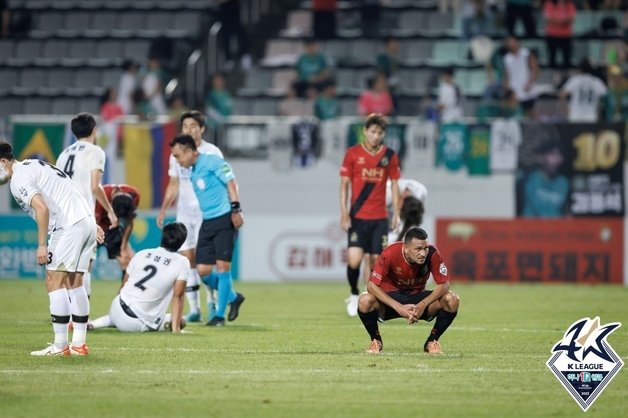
[
  {"left": 89, "top": 222, "right": 190, "bottom": 332},
  {"left": 560, "top": 59, "right": 608, "bottom": 122},
  {"left": 158, "top": 110, "right": 245, "bottom": 324},
  {"left": 56, "top": 113, "right": 118, "bottom": 296},
  {"left": 0, "top": 140, "right": 104, "bottom": 356}
]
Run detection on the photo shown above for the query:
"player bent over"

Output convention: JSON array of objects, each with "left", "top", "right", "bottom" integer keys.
[
  {"left": 89, "top": 222, "right": 191, "bottom": 332},
  {"left": 357, "top": 227, "right": 460, "bottom": 354}
]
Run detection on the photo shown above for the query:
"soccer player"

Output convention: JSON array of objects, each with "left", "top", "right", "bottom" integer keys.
[
  {"left": 158, "top": 110, "right": 244, "bottom": 324},
  {"left": 340, "top": 113, "right": 401, "bottom": 317},
  {"left": 95, "top": 183, "right": 140, "bottom": 281},
  {"left": 358, "top": 227, "right": 460, "bottom": 354},
  {"left": 0, "top": 140, "right": 104, "bottom": 356},
  {"left": 56, "top": 112, "right": 118, "bottom": 296},
  {"left": 170, "top": 134, "right": 244, "bottom": 327},
  {"left": 89, "top": 222, "right": 190, "bottom": 332}
]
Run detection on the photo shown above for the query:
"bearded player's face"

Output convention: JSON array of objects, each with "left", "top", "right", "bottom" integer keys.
[{"left": 403, "top": 238, "right": 429, "bottom": 265}]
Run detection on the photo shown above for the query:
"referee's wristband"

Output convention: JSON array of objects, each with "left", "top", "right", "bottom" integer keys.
[{"left": 230, "top": 201, "right": 242, "bottom": 213}]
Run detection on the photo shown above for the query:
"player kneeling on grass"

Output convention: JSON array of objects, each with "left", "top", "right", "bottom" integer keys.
[
  {"left": 358, "top": 227, "right": 459, "bottom": 354},
  {"left": 89, "top": 222, "right": 191, "bottom": 333}
]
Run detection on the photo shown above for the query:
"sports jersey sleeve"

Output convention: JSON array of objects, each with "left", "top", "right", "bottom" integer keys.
[
  {"left": 339, "top": 149, "right": 353, "bottom": 178},
  {"left": 429, "top": 248, "right": 450, "bottom": 285},
  {"left": 388, "top": 152, "right": 401, "bottom": 180},
  {"left": 210, "top": 157, "right": 236, "bottom": 184},
  {"left": 369, "top": 253, "right": 388, "bottom": 286},
  {"left": 9, "top": 167, "right": 39, "bottom": 208},
  {"left": 91, "top": 147, "right": 106, "bottom": 172},
  {"left": 167, "top": 154, "right": 178, "bottom": 178},
  {"left": 176, "top": 257, "right": 191, "bottom": 282}
]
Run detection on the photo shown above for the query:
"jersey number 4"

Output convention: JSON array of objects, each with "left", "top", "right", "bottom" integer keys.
[
  {"left": 62, "top": 155, "right": 75, "bottom": 178},
  {"left": 134, "top": 265, "right": 158, "bottom": 291}
]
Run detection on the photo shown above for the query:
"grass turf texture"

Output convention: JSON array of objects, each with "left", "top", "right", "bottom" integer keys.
[{"left": 1, "top": 280, "right": 627, "bottom": 418}]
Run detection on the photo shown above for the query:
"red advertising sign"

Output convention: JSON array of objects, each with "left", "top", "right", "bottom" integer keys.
[{"left": 436, "top": 218, "right": 624, "bottom": 284}]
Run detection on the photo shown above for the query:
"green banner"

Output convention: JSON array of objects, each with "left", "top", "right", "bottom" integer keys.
[{"left": 10, "top": 122, "right": 67, "bottom": 209}]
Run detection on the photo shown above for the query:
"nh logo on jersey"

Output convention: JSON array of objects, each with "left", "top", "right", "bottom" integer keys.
[{"left": 546, "top": 317, "right": 623, "bottom": 412}]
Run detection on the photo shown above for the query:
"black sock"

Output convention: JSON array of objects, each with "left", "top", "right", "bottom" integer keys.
[
  {"left": 358, "top": 310, "right": 381, "bottom": 342},
  {"left": 426, "top": 310, "right": 458, "bottom": 343},
  {"left": 347, "top": 266, "right": 360, "bottom": 295},
  {"left": 120, "top": 269, "right": 126, "bottom": 282}
]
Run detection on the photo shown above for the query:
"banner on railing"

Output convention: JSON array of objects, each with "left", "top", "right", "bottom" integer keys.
[
  {"left": 517, "top": 123, "right": 625, "bottom": 217},
  {"left": 436, "top": 218, "right": 624, "bottom": 284}
]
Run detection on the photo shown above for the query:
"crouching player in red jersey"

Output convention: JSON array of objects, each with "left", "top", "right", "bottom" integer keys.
[{"left": 357, "top": 227, "right": 460, "bottom": 354}]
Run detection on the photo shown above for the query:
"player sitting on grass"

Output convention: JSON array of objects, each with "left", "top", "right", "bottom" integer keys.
[
  {"left": 357, "top": 227, "right": 460, "bottom": 354},
  {"left": 89, "top": 222, "right": 191, "bottom": 333}
]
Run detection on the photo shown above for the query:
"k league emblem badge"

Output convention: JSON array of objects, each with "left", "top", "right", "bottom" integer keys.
[{"left": 546, "top": 317, "right": 623, "bottom": 412}]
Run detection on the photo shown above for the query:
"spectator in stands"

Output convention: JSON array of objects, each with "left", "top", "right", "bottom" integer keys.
[
  {"left": 217, "top": 0, "right": 252, "bottom": 71},
  {"left": 295, "top": 38, "right": 330, "bottom": 98},
  {"left": 543, "top": 0, "right": 576, "bottom": 69},
  {"left": 0, "top": 0, "right": 10, "bottom": 38},
  {"left": 100, "top": 88, "right": 124, "bottom": 123},
  {"left": 205, "top": 73, "right": 233, "bottom": 126},
  {"left": 117, "top": 60, "right": 139, "bottom": 115},
  {"left": 505, "top": 0, "right": 536, "bottom": 38},
  {"left": 376, "top": 37, "right": 401, "bottom": 91},
  {"left": 359, "top": 0, "right": 383, "bottom": 38},
  {"left": 313, "top": 0, "right": 337, "bottom": 40},
  {"left": 357, "top": 72, "right": 394, "bottom": 116},
  {"left": 437, "top": 67, "right": 463, "bottom": 122},
  {"left": 278, "top": 83, "right": 315, "bottom": 117},
  {"left": 315, "top": 79, "right": 341, "bottom": 120},
  {"left": 559, "top": 59, "right": 608, "bottom": 122},
  {"left": 440, "top": 0, "right": 461, "bottom": 14},
  {"left": 499, "top": 88, "right": 523, "bottom": 119},
  {"left": 461, "top": 0, "right": 492, "bottom": 40},
  {"left": 142, "top": 57, "right": 168, "bottom": 117},
  {"left": 483, "top": 44, "right": 508, "bottom": 101},
  {"left": 168, "top": 95, "right": 190, "bottom": 126},
  {"left": 504, "top": 36, "right": 539, "bottom": 118}
]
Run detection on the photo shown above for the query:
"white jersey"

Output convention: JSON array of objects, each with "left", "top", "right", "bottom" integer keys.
[
  {"left": 490, "top": 119, "right": 522, "bottom": 172},
  {"left": 168, "top": 140, "right": 223, "bottom": 218},
  {"left": 562, "top": 74, "right": 607, "bottom": 122},
  {"left": 504, "top": 47, "right": 536, "bottom": 101},
  {"left": 119, "top": 247, "right": 190, "bottom": 329},
  {"left": 56, "top": 140, "right": 106, "bottom": 210},
  {"left": 437, "top": 81, "right": 463, "bottom": 122},
  {"left": 386, "top": 178, "right": 428, "bottom": 207},
  {"left": 10, "top": 159, "right": 92, "bottom": 232}
]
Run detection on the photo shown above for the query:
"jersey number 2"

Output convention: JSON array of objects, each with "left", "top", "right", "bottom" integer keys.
[{"left": 134, "top": 265, "right": 157, "bottom": 291}]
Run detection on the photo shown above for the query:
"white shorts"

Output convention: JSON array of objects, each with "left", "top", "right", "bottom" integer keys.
[
  {"left": 109, "top": 295, "right": 172, "bottom": 332},
  {"left": 176, "top": 213, "right": 202, "bottom": 252},
  {"left": 47, "top": 216, "right": 97, "bottom": 273}
]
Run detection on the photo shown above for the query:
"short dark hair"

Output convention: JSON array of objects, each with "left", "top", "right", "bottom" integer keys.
[
  {"left": 71, "top": 113, "right": 96, "bottom": 139},
  {"left": 161, "top": 222, "right": 188, "bottom": 252},
  {"left": 112, "top": 192, "right": 136, "bottom": 219},
  {"left": 578, "top": 58, "right": 593, "bottom": 75},
  {"left": 180, "top": 110, "right": 206, "bottom": 129},
  {"left": 169, "top": 134, "right": 197, "bottom": 151},
  {"left": 403, "top": 227, "right": 428, "bottom": 243},
  {"left": 0, "top": 140, "right": 15, "bottom": 160},
  {"left": 364, "top": 113, "right": 388, "bottom": 131}
]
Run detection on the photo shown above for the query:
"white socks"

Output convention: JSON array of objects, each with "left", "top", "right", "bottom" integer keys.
[
  {"left": 69, "top": 286, "right": 90, "bottom": 346},
  {"left": 49, "top": 288, "right": 70, "bottom": 349}
]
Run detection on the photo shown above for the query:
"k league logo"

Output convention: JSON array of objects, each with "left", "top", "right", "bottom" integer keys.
[{"left": 546, "top": 317, "right": 623, "bottom": 412}]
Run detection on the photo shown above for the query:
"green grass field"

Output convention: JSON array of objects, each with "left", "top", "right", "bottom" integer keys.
[{"left": 1, "top": 279, "right": 627, "bottom": 418}]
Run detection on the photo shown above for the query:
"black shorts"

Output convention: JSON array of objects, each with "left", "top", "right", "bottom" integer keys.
[
  {"left": 347, "top": 218, "right": 389, "bottom": 253},
  {"left": 196, "top": 212, "right": 238, "bottom": 265},
  {"left": 380, "top": 289, "right": 436, "bottom": 322},
  {"left": 102, "top": 226, "right": 123, "bottom": 259}
]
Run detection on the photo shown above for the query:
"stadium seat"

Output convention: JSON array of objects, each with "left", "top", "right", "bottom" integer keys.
[
  {"left": 51, "top": 97, "right": 80, "bottom": 115},
  {"left": 96, "top": 40, "right": 123, "bottom": 60},
  {"left": 0, "top": 97, "right": 23, "bottom": 116},
  {"left": 271, "top": 69, "right": 297, "bottom": 94},
  {"left": 101, "top": 68, "right": 123, "bottom": 89},
  {"left": 118, "top": 12, "right": 145, "bottom": 30},
  {"left": 250, "top": 98, "right": 278, "bottom": 116},
  {"left": 23, "top": 97, "right": 52, "bottom": 114},
  {"left": 401, "top": 39, "right": 432, "bottom": 64},
  {"left": 145, "top": 11, "right": 172, "bottom": 30},
  {"left": 0, "top": 40, "right": 14, "bottom": 64},
  {"left": 123, "top": 40, "right": 151, "bottom": 59},
  {"left": 74, "top": 68, "right": 102, "bottom": 89},
  {"left": 20, "top": 68, "right": 48, "bottom": 89},
  {"left": 79, "top": 97, "right": 101, "bottom": 114},
  {"left": 9, "top": 40, "right": 42, "bottom": 65},
  {"left": 64, "top": 11, "right": 92, "bottom": 31},
  {"left": 232, "top": 98, "right": 251, "bottom": 115},
  {"left": 90, "top": 11, "right": 118, "bottom": 31},
  {"left": 398, "top": 10, "right": 424, "bottom": 33},
  {"left": 69, "top": 40, "right": 96, "bottom": 60},
  {"left": 35, "top": 11, "right": 65, "bottom": 32},
  {"left": 0, "top": 68, "right": 19, "bottom": 93},
  {"left": 173, "top": 11, "right": 201, "bottom": 34},
  {"left": 47, "top": 68, "right": 75, "bottom": 89}
]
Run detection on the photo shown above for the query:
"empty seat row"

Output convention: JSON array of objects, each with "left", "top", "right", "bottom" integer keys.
[
  {"left": 0, "top": 67, "right": 121, "bottom": 95},
  {"left": 0, "top": 95, "right": 100, "bottom": 116},
  {"left": 9, "top": 0, "right": 217, "bottom": 11},
  {"left": 0, "top": 38, "right": 151, "bottom": 66}
]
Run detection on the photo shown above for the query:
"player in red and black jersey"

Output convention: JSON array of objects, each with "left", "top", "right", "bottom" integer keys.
[
  {"left": 339, "top": 113, "right": 401, "bottom": 317},
  {"left": 358, "top": 227, "right": 460, "bottom": 354},
  {"left": 95, "top": 184, "right": 140, "bottom": 280}
]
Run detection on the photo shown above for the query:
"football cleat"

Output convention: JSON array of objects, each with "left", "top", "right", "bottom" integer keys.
[
  {"left": 185, "top": 311, "right": 202, "bottom": 323},
  {"left": 69, "top": 344, "right": 89, "bottom": 356},
  {"left": 228, "top": 293, "right": 245, "bottom": 321},
  {"left": 424, "top": 340, "right": 442, "bottom": 354},
  {"left": 31, "top": 343, "right": 70, "bottom": 357},
  {"left": 366, "top": 339, "right": 383, "bottom": 354},
  {"left": 206, "top": 316, "right": 225, "bottom": 327},
  {"left": 345, "top": 294, "right": 359, "bottom": 317}
]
